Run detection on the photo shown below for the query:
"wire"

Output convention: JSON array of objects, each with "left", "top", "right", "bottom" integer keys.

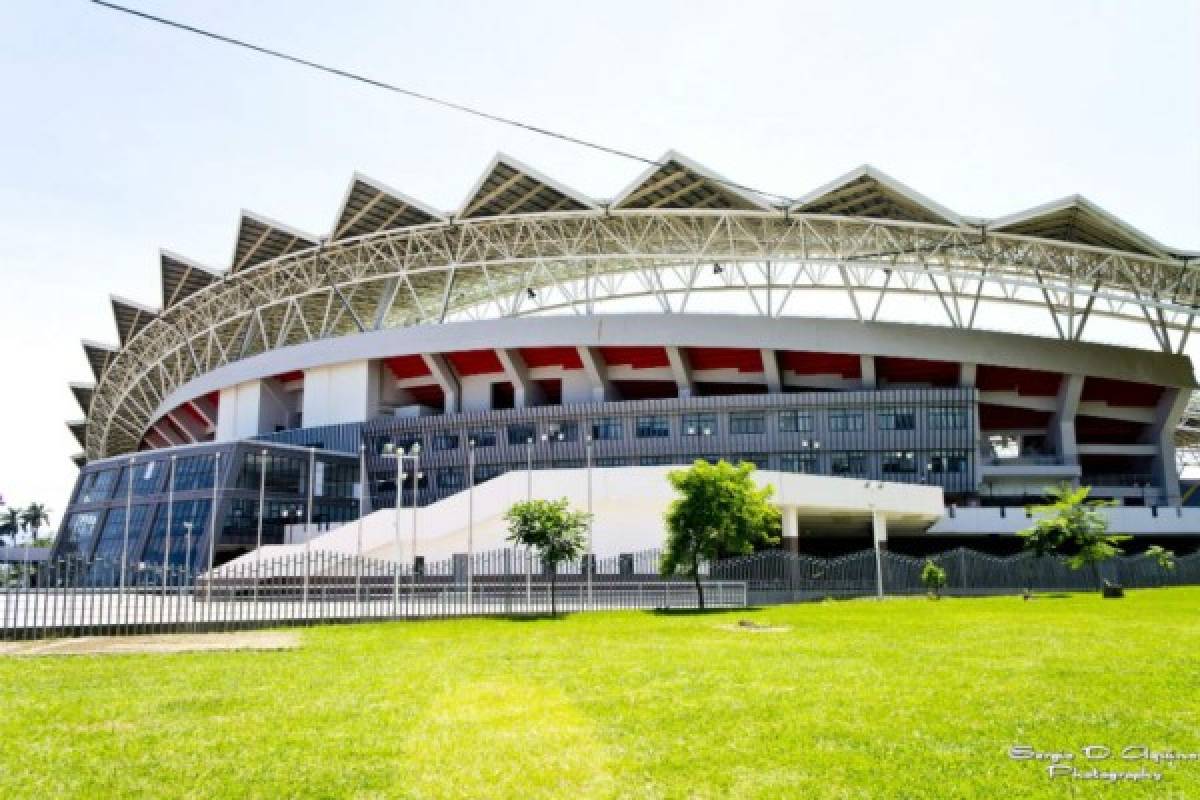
[{"left": 90, "top": 1, "right": 796, "bottom": 205}]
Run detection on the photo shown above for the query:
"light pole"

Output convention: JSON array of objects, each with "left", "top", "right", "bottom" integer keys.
[
  {"left": 356, "top": 443, "right": 365, "bottom": 604},
  {"left": 182, "top": 521, "right": 193, "bottom": 592},
  {"left": 585, "top": 433, "right": 594, "bottom": 607},
  {"left": 205, "top": 451, "right": 220, "bottom": 603},
  {"left": 382, "top": 441, "right": 420, "bottom": 613},
  {"left": 162, "top": 454, "right": 176, "bottom": 597},
  {"left": 303, "top": 447, "right": 315, "bottom": 617},
  {"left": 466, "top": 438, "right": 475, "bottom": 609},
  {"left": 525, "top": 435, "right": 534, "bottom": 605},
  {"left": 409, "top": 442, "right": 422, "bottom": 601},
  {"left": 120, "top": 455, "right": 135, "bottom": 595},
  {"left": 254, "top": 448, "right": 267, "bottom": 603}
]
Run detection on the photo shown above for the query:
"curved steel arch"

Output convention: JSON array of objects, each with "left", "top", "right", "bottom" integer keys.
[{"left": 87, "top": 209, "right": 1200, "bottom": 460}]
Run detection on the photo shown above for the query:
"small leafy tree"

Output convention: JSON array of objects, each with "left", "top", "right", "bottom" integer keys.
[
  {"left": 1145, "top": 545, "right": 1175, "bottom": 586},
  {"left": 662, "top": 460, "right": 781, "bottom": 609},
  {"left": 1018, "top": 483, "right": 1129, "bottom": 591},
  {"left": 505, "top": 498, "right": 590, "bottom": 616},
  {"left": 921, "top": 560, "right": 947, "bottom": 599}
]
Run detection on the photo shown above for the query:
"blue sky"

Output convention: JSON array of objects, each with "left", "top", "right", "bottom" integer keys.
[{"left": 1, "top": 0, "right": 1197, "bottom": 521}]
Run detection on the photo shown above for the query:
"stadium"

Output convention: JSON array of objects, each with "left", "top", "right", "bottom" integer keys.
[{"left": 54, "top": 151, "right": 1200, "bottom": 577}]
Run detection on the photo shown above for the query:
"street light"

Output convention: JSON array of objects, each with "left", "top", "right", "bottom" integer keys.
[
  {"left": 409, "top": 442, "right": 422, "bottom": 600},
  {"left": 303, "top": 446, "right": 315, "bottom": 618},
  {"left": 162, "top": 454, "right": 177, "bottom": 598},
  {"left": 467, "top": 438, "right": 476, "bottom": 609},
  {"left": 356, "top": 443, "right": 365, "bottom": 604},
  {"left": 205, "top": 451, "right": 221, "bottom": 603},
  {"left": 382, "top": 440, "right": 420, "bottom": 614},
  {"left": 525, "top": 435, "right": 534, "bottom": 606},
  {"left": 254, "top": 448, "right": 267, "bottom": 603},
  {"left": 120, "top": 455, "right": 135, "bottom": 595},
  {"left": 585, "top": 433, "right": 594, "bottom": 607}
]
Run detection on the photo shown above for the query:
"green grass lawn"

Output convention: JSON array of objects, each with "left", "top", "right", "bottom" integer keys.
[{"left": 2, "top": 589, "right": 1199, "bottom": 799}]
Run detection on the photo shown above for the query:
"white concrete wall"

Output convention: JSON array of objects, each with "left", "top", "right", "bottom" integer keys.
[
  {"left": 216, "top": 468, "right": 945, "bottom": 571},
  {"left": 215, "top": 379, "right": 290, "bottom": 441},
  {"left": 302, "top": 360, "right": 380, "bottom": 427},
  {"left": 930, "top": 505, "right": 1200, "bottom": 536},
  {"left": 459, "top": 374, "right": 500, "bottom": 412}
]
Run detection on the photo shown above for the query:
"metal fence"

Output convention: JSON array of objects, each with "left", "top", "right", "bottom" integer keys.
[{"left": 2, "top": 546, "right": 1198, "bottom": 640}]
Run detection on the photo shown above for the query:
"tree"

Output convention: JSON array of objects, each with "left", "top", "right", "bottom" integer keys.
[
  {"left": 505, "top": 498, "right": 590, "bottom": 616},
  {"left": 662, "top": 460, "right": 781, "bottom": 609},
  {"left": 0, "top": 508, "right": 20, "bottom": 546},
  {"left": 921, "top": 560, "right": 947, "bottom": 599},
  {"left": 1018, "top": 483, "right": 1129, "bottom": 591},
  {"left": 20, "top": 503, "right": 50, "bottom": 541},
  {"left": 1145, "top": 545, "right": 1175, "bottom": 583}
]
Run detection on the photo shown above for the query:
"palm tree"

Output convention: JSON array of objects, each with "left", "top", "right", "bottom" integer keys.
[
  {"left": 20, "top": 503, "right": 50, "bottom": 543},
  {"left": 0, "top": 508, "right": 20, "bottom": 546}
]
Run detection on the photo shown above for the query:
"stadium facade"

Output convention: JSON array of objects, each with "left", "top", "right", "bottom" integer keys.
[{"left": 54, "top": 152, "right": 1200, "bottom": 575}]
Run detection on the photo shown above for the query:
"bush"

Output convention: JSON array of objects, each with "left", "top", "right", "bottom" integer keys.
[{"left": 921, "top": 560, "right": 947, "bottom": 599}]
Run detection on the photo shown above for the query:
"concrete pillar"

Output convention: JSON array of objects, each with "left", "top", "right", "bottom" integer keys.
[
  {"left": 1151, "top": 387, "right": 1189, "bottom": 506},
  {"left": 959, "top": 362, "right": 977, "bottom": 388},
  {"left": 761, "top": 349, "right": 783, "bottom": 394},
  {"left": 860, "top": 355, "right": 877, "bottom": 389},
  {"left": 421, "top": 353, "right": 460, "bottom": 413},
  {"left": 576, "top": 346, "right": 615, "bottom": 403},
  {"left": 302, "top": 360, "right": 380, "bottom": 428},
  {"left": 665, "top": 346, "right": 693, "bottom": 399},
  {"left": 872, "top": 510, "right": 887, "bottom": 599},
  {"left": 1051, "top": 374, "right": 1084, "bottom": 466},
  {"left": 496, "top": 348, "right": 543, "bottom": 408},
  {"left": 780, "top": 505, "right": 798, "bottom": 553},
  {"left": 215, "top": 379, "right": 290, "bottom": 441}
]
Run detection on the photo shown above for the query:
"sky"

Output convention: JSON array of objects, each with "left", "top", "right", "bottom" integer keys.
[{"left": 0, "top": 0, "right": 1197, "bottom": 530}]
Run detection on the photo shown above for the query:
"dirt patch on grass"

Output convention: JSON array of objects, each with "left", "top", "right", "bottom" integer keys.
[
  {"left": 716, "top": 620, "right": 792, "bottom": 634},
  {"left": 0, "top": 630, "right": 301, "bottom": 657}
]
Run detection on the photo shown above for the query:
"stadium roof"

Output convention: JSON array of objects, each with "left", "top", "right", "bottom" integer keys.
[
  {"left": 989, "top": 195, "right": 1173, "bottom": 258},
  {"left": 790, "top": 165, "right": 963, "bottom": 227},
  {"left": 332, "top": 173, "right": 444, "bottom": 240},
  {"left": 458, "top": 153, "right": 596, "bottom": 218},
  {"left": 611, "top": 151, "right": 770, "bottom": 211}
]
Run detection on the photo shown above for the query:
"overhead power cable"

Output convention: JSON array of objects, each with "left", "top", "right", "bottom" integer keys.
[{"left": 91, "top": 0, "right": 796, "bottom": 205}]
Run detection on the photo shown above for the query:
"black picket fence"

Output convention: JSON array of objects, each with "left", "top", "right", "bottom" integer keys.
[{"left": 1, "top": 546, "right": 1196, "bottom": 640}]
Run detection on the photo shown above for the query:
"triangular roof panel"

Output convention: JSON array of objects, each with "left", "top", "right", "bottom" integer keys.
[
  {"left": 988, "top": 195, "right": 1169, "bottom": 257},
  {"left": 610, "top": 150, "right": 771, "bottom": 211},
  {"left": 331, "top": 173, "right": 444, "bottom": 240},
  {"left": 110, "top": 295, "right": 158, "bottom": 346},
  {"left": 71, "top": 453, "right": 86, "bottom": 469},
  {"left": 82, "top": 340, "right": 117, "bottom": 382},
  {"left": 458, "top": 153, "right": 596, "bottom": 218},
  {"left": 66, "top": 420, "right": 87, "bottom": 450},
  {"left": 160, "top": 250, "right": 221, "bottom": 309},
  {"left": 790, "top": 165, "right": 963, "bottom": 226},
  {"left": 69, "top": 382, "right": 94, "bottom": 415},
  {"left": 230, "top": 211, "right": 319, "bottom": 273}
]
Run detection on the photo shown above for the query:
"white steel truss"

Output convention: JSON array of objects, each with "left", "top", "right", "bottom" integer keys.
[{"left": 85, "top": 209, "right": 1200, "bottom": 460}]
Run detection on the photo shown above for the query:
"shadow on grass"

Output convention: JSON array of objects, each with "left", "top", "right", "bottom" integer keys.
[{"left": 648, "top": 607, "right": 765, "bottom": 616}]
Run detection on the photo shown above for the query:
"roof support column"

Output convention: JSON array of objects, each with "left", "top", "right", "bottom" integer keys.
[
  {"left": 665, "top": 346, "right": 694, "bottom": 399},
  {"left": 760, "top": 349, "right": 783, "bottom": 394},
  {"left": 576, "top": 347, "right": 615, "bottom": 403},
  {"left": 1051, "top": 374, "right": 1084, "bottom": 468},
  {"left": 960, "top": 362, "right": 977, "bottom": 388},
  {"left": 860, "top": 355, "right": 877, "bottom": 389},
  {"left": 421, "top": 353, "right": 460, "bottom": 414},
  {"left": 1150, "top": 387, "right": 1189, "bottom": 505},
  {"left": 496, "top": 349, "right": 543, "bottom": 408}
]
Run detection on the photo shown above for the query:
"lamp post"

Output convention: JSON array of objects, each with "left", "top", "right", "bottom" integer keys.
[
  {"left": 409, "top": 442, "right": 422, "bottom": 601},
  {"left": 205, "top": 451, "right": 220, "bottom": 603},
  {"left": 182, "top": 521, "right": 193, "bottom": 593},
  {"left": 356, "top": 443, "right": 365, "bottom": 604},
  {"left": 466, "top": 439, "right": 475, "bottom": 610},
  {"left": 525, "top": 435, "right": 533, "bottom": 606},
  {"left": 120, "top": 455, "right": 135, "bottom": 595},
  {"left": 585, "top": 433, "right": 594, "bottom": 607},
  {"left": 382, "top": 441, "right": 420, "bottom": 614},
  {"left": 162, "top": 454, "right": 176, "bottom": 598},
  {"left": 254, "top": 448, "right": 267, "bottom": 603},
  {"left": 303, "top": 447, "right": 315, "bottom": 618}
]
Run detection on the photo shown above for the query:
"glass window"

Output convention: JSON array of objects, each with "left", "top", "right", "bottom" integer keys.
[
  {"left": 436, "top": 467, "right": 464, "bottom": 490},
  {"left": 638, "top": 455, "right": 673, "bottom": 466},
  {"left": 596, "top": 457, "right": 628, "bottom": 467},
  {"left": 928, "top": 451, "right": 969, "bottom": 474},
  {"left": 736, "top": 454, "right": 769, "bottom": 469},
  {"left": 730, "top": 412, "right": 766, "bottom": 435},
  {"left": 75, "top": 469, "right": 118, "bottom": 504},
  {"left": 780, "top": 453, "right": 819, "bottom": 474},
  {"left": 636, "top": 416, "right": 670, "bottom": 438},
  {"left": 548, "top": 421, "right": 579, "bottom": 443},
  {"left": 238, "top": 451, "right": 307, "bottom": 494},
  {"left": 114, "top": 459, "right": 165, "bottom": 497},
  {"left": 591, "top": 417, "right": 623, "bottom": 441},
  {"left": 140, "top": 499, "right": 212, "bottom": 575},
  {"left": 877, "top": 407, "right": 917, "bottom": 431},
  {"left": 552, "top": 458, "right": 584, "bottom": 469},
  {"left": 432, "top": 432, "right": 460, "bottom": 452},
  {"left": 91, "top": 505, "right": 152, "bottom": 564},
  {"left": 829, "top": 409, "right": 864, "bottom": 432},
  {"left": 468, "top": 430, "right": 497, "bottom": 448},
  {"left": 171, "top": 455, "right": 216, "bottom": 491},
  {"left": 473, "top": 463, "right": 505, "bottom": 483},
  {"left": 682, "top": 413, "right": 718, "bottom": 437},
  {"left": 831, "top": 451, "right": 868, "bottom": 476},
  {"left": 882, "top": 450, "right": 916, "bottom": 473},
  {"left": 58, "top": 512, "right": 100, "bottom": 558},
  {"left": 779, "top": 410, "right": 812, "bottom": 433},
  {"left": 507, "top": 424, "right": 537, "bottom": 446},
  {"left": 928, "top": 406, "right": 967, "bottom": 429}
]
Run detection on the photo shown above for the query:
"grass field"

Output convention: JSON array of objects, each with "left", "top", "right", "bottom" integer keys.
[{"left": 2, "top": 589, "right": 1198, "bottom": 799}]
